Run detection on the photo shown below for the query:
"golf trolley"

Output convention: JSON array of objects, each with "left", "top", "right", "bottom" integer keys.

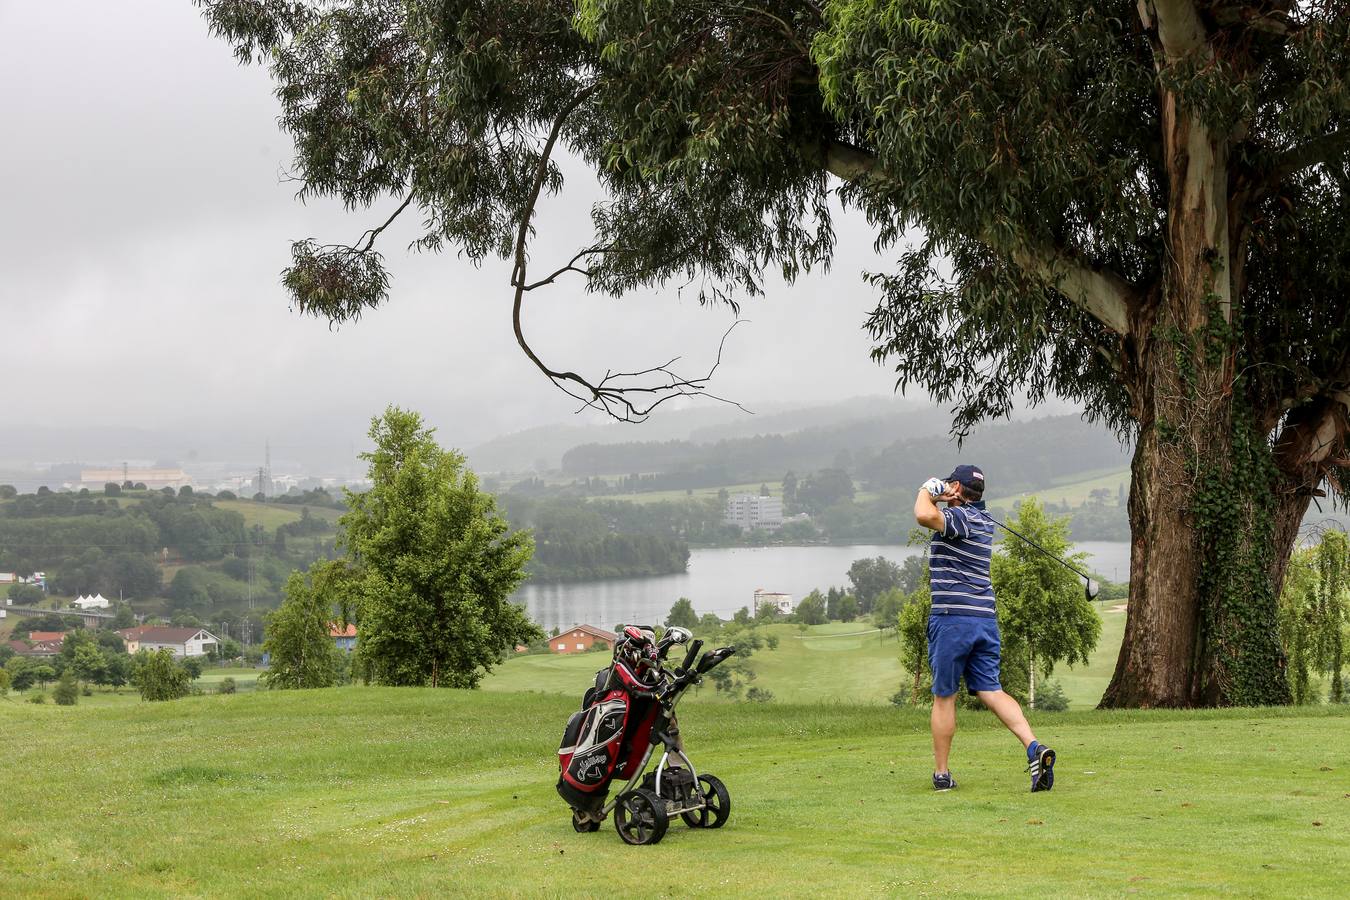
[{"left": 556, "top": 625, "right": 735, "bottom": 845}]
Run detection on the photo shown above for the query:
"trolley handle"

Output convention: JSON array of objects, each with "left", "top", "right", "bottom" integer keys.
[{"left": 676, "top": 639, "right": 703, "bottom": 677}]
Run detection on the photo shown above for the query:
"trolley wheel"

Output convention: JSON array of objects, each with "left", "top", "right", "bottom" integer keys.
[
  {"left": 613, "top": 788, "right": 669, "bottom": 846},
  {"left": 681, "top": 773, "right": 731, "bottom": 829},
  {"left": 571, "top": 811, "right": 601, "bottom": 833}
]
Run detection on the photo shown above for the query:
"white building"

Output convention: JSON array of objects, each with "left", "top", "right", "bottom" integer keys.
[
  {"left": 116, "top": 626, "right": 220, "bottom": 658},
  {"left": 753, "top": 589, "right": 794, "bottom": 615},
  {"left": 724, "top": 494, "right": 784, "bottom": 531}
]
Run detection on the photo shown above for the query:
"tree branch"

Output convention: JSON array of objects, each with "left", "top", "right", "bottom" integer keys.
[
  {"left": 1148, "top": 0, "right": 1208, "bottom": 60},
  {"left": 1270, "top": 130, "right": 1350, "bottom": 182},
  {"left": 509, "top": 85, "right": 749, "bottom": 422},
  {"left": 820, "top": 140, "right": 1133, "bottom": 335}
]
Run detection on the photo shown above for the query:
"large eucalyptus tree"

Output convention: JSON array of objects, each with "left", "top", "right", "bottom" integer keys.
[{"left": 199, "top": 0, "right": 1350, "bottom": 707}]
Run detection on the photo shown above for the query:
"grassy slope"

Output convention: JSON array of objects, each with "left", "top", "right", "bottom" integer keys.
[
  {"left": 0, "top": 689, "right": 1345, "bottom": 898},
  {"left": 485, "top": 611, "right": 1130, "bottom": 710},
  {"left": 1001, "top": 467, "right": 1130, "bottom": 508},
  {"left": 211, "top": 499, "right": 342, "bottom": 531}
]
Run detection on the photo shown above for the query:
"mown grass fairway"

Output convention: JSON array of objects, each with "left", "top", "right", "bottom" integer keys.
[
  {"left": 485, "top": 612, "right": 1129, "bottom": 710},
  {"left": 0, "top": 690, "right": 1346, "bottom": 897}
]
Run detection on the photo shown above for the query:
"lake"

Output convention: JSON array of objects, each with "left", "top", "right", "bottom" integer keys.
[{"left": 516, "top": 541, "right": 1131, "bottom": 631}]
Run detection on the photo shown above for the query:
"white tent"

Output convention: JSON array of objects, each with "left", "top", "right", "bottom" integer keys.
[{"left": 72, "top": 594, "right": 111, "bottom": 610}]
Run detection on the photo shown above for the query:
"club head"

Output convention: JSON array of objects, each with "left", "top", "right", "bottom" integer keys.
[{"left": 1085, "top": 579, "right": 1101, "bottom": 601}]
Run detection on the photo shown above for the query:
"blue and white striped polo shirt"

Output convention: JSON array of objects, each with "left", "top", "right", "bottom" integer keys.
[{"left": 929, "top": 501, "right": 996, "bottom": 618}]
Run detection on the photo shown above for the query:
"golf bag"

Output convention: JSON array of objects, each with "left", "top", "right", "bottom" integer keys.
[{"left": 555, "top": 624, "right": 736, "bottom": 844}]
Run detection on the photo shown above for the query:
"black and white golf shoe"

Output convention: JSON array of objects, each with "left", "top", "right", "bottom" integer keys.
[
  {"left": 932, "top": 772, "right": 957, "bottom": 792},
  {"left": 1027, "top": 745, "right": 1056, "bottom": 792}
]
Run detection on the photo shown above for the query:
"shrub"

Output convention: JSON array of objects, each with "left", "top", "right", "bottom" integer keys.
[
  {"left": 29, "top": 692, "right": 46, "bottom": 704},
  {"left": 217, "top": 677, "right": 237, "bottom": 695},
  {"left": 53, "top": 671, "right": 79, "bottom": 706},
  {"left": 745, "top": 686, "right": 775, "bottom": 703},
  {"left": 1033, "top": 680, "right": 1070, "bottom": 712}
]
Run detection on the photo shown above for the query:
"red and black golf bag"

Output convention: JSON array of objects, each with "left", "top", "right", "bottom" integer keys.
[{"left": 556, "top": 626, "right": 661, "bottom": 818}]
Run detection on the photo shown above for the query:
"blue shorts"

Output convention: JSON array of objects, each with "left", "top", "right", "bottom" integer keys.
[{"left": 928, "top": 614, "right": 1002, "bottom": 696}]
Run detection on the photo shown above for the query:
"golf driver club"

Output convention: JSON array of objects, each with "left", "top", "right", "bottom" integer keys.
[{"left": 963, "top": 504, "right": 1102, "bottom": 600}]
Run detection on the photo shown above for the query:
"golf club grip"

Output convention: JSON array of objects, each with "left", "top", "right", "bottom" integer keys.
[{"left": 680, "top": 639, "right": 702, "bottom": 674}]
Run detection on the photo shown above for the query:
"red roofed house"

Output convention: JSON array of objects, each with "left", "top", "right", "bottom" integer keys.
[
  {"left": 552, "top": 624, "right": 617, "bottom": 654},
  {"left": 330, "top": 622, "right": 357, "bottom": 652},
  {"left": 5, "top": 639, "right": 63, "bottom": 658},
  {"left": 28, "top": 631, "right": 68, "bottom": 643},
  {"left": 116, "top": 626, "right": 220, "bottom": 658}
]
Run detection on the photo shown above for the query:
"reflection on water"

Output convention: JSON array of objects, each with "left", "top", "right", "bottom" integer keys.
[{"left": 515, "top": 541, "right": 1131, "bottom": 632}]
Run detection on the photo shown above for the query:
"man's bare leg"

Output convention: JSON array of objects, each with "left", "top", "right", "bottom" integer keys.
[
  {"left": 975, "top": 689, "right": 1035, "bottom": 748},
  {"left": 931, "top": 693, "right": 957, "bottom": 773}
]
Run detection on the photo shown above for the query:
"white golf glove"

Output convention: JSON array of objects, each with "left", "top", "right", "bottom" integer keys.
[{"left": 922, "top": 477, "right": 947, "bottom": 498}]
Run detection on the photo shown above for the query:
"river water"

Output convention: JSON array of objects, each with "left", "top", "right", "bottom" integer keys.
[{"left": 516, "top": 541, "right": 1131, "bottom": 632}]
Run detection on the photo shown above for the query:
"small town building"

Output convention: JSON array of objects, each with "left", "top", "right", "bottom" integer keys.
[
  {"left": 724, "top": 494, "right": 784, "bottom": 531},
  {"left": 79, "top": 467, "right": 192, "bottom": 490},
  {"left": 753, "top": 589, "right": 794, "bottom": 615},
  {"left": 116, "top": 626, "right": 220, "bottom": 658},
  {"left": 6, "top": 638, "right": 63, "bottom": 658},
  {"left": 28, "top": 631, "right": 68, "bottom": 643},
  {"left": 330, "top": 622, "right": 357, "bottom": 652},
  {"left": 552, "top": 624, "right": 617, "bottom": 654}
]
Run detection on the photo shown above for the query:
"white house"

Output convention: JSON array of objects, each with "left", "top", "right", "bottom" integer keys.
[
  {"left": 116, "top": 626, "right": 220, "bottom": 658},
  {"left": 72, "top": 593, "right": 111, "bottom": 610},
  {"left": 753, "top": 589, "right": 794, "bottom": 614}
]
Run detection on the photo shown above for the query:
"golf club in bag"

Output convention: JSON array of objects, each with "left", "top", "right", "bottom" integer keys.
[{"left": 557, "top": 624, "right": 735, "bottom": 845}]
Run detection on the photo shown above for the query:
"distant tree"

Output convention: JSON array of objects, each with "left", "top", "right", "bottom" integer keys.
[
  {"left": 96, "top": 630, "right": 126, "bottom": 654},
  {"left": 665, "top": 597, "right": 698, "bottom": 630},
  {"left": 179, "top": 486, "right": 194, "bottom": 498},
  {"left": 7, "top": 584, "right": 45, "bottom": 606},
  {"left": 0, "top": 668, "right": 9, "bottom": 697},
  {"left": 781, "top": 472, "right": 798, "bottom": 509},
  {"left": 796, "top": 468, "right": 855, "bottom": 515},
  {"left": 758, "top": 483, "right": 770, "bottom": 497},
  {"left": 795, "top": 590, "right": 827, "bottom": 626},
  {"left": 252, "top": 492, "right": 266, "bottom": 502},
  {"left": 825, "top": 587, "right": 842, "bottom": 621},
  {"left": 0, "top": 485, "right": 17, "bottom": 499},
  {"left": 132, "top": 483, "right": 146, "bottom": 491},
  {"left": 179, "top": 656, "right": 204, "bottom": 680},
  {"left": 133, "top": 649, "right": 191, "bottom": 701},
  {"left": 160, "top": 487, "right": 175, "bottom": 496},
  {"left": 848, "top": 557, "right": 905, "bottom": 614},
  {"left": 745, "top": 686, "right": 774, "bottom": 703},
  {"left": 1035, "top": 680, "right": 1071, "bottom": 713},
  {"left": 1279, "top": 531, "right": 1349, "bottom": 704},
  {"left": 103, "top": 651, "right": 131, "bottom": 692},
  {"left": 52, "top": 670, "right": 79, "bottom": 706},
  {"left": 732, "top": 606, "right": 751, "bottom": 626},
  {"left": 217, "top": 490, "right": 237, "bottom": 500},
  {"left": 71, "top": 643, "right": 107, "bottom": 687},
  {"left": 262, "top": 564, "right": 341, "bottom": 690},
  {"left": 755, "top": 600, "right": 782, "bottom": 623},
  {"left": 897, "top": 555, "right": 928, "bottom": 595},
  {"left": 122, "top": 480, "right": 134, "bottom": 490},
  {"left": 37, "top": 486, "right": 51, "bottom": 497},
  {"left": 991, "top": 500, "right": 1101, "bottom": 709},
  {"left": 218, "top": 677, "right": 237, "bottom": 695},
  {"left": 872, "top": 588, "right": 906, "bottom": 634},
  {"left": 343, "top": 407, "right": 539, "bottom": 688},
  {"left": 898, "top": 587, "right": 933, "bottom": 703},
  {"left": 112, "top": 604, "right": 135, "bottom": 629},
  {"left": 697, "top": 613, "right": 722, "bottom": 632},
  {"left": 104, "top": 483, "right": 121, "bottom": 496},
  {"left": 836, "top": 593, "right": 859, "bottom": 623},
  {"left": 59, "top": 629, "right": 97, "bottom": 667}
]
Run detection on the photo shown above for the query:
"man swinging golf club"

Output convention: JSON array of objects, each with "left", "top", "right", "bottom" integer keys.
[{"left": 915, "top": 465, "right": 1056, "bottom": 793}]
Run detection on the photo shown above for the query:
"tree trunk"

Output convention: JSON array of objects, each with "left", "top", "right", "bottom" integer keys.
[
  {"left": 1028, "top": 655, "right": 1036, "bottom": 711},
  {"left": 1102, "top": 85, "right": 1291, "bottom": 708}
]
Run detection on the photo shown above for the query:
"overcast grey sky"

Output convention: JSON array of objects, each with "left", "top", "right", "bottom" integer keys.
[{"left": 0, "top": 2, "right": 960, "bottom": 468}]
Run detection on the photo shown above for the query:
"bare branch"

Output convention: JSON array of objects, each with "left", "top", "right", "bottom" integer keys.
[
  {"left": 509, "top": 85, "right": 749, "bottom": 422},
  {"left": 356, "top": 193, "right": 415, "bottom": 253}
]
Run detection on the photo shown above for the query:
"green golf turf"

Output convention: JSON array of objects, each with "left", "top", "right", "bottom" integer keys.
[{"left": 1, "top": 688, "right": 1345, "bottom": 897}]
